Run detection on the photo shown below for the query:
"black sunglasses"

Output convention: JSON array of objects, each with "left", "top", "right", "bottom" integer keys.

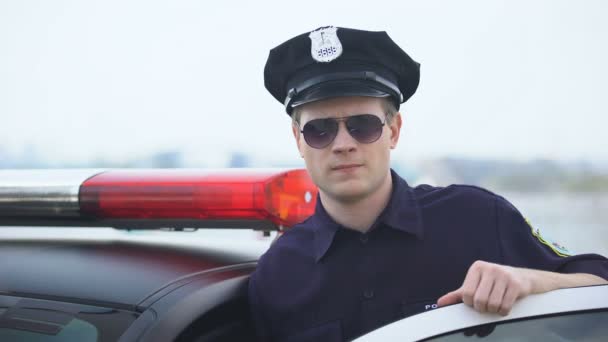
[{"left": 298, "top": 114, "right": 386, "bottom": 149}]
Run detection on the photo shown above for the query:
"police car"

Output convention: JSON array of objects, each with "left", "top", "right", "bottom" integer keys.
[
  {"left": 1, "top": 169, "right": 607, "bottom": 341},
  {"left": 0, "top": 168, "right": 317, "bottom": 341}
]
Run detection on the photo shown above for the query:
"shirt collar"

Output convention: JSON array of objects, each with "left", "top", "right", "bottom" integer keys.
[
  {"left": 310, "top": 194, "right": 342, "bottom": 262},
  {"left": 312, "top": 169, "right": 424, "bottom": 262},
  {"left": 379, "top": 169, "right": 424, "bottom": 238}
]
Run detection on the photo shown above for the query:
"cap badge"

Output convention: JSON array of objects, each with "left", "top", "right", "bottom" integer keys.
[{"left": 309, "top": 26, "right": 343, "bottom": 63}]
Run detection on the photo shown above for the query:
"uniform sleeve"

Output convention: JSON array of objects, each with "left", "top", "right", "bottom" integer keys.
[
  {"left": 248, "top": 266, "right": 272, "bottom": 342},
  {"left": 495, "top": 195, "right": 608, "bottom": 280}
]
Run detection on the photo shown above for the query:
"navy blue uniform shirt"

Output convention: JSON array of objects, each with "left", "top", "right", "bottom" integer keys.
[{"left": 248, "top": 170, "right": 608, "bottom": 341}]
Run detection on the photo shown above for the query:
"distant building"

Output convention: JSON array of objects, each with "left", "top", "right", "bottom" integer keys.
[{"left": 228, "top": 152, "right": 250, "bottom": 168}]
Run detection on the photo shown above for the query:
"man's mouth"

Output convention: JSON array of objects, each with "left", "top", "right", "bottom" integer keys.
[{"left": 331, "top": 164, "right": 363, "bottom": 171}]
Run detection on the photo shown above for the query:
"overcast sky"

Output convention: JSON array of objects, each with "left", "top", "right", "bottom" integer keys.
[{"left": 1, "top": 0, "right": 606, "bottom": 167}]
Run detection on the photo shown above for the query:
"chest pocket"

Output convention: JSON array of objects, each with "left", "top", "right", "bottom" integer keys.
[
  {"left": 281, "top": 320, "right": 342, "bottom": 342},
  {"left": 401, "top": 298, "right": 438, "bottom": 318}
]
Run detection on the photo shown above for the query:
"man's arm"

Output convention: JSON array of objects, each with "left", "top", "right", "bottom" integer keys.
[
  {"left": 437, "top": 260, "right": 608, "bottom": 316},
  {"left": 438, "top": 193, "right": 608, "bottom": 316}
]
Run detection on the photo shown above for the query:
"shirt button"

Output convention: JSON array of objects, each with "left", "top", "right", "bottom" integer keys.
[
  {"left": 363, "top": 290, "right": 374, "bottom": 299},
  {"left": 360, "top": 234, "right": 369, "bottom": 243}
]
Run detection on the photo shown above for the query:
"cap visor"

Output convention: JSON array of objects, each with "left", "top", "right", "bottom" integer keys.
[{"left": 291, "top": 81, "right": 391, "bottom": 108}]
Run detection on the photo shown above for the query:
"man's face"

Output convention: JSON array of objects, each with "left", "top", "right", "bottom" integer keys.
[{"left": 292, "top": 96, "right": 402, "bottom": 203}]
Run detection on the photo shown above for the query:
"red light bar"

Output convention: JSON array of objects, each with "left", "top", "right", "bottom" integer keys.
[{"left": 79, "top": 169, "right": 318, "bottom": 229}]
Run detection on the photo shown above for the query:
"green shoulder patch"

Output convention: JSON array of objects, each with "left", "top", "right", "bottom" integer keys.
[{"left": 525, "top": 218, "right": 572, "bottom": 257}]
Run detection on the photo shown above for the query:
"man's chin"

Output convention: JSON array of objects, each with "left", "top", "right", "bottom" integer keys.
[{"left": 324, "top": 182, "right": 370, "bottom": 203}]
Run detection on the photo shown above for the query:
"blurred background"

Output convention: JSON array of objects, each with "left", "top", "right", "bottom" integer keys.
[{"left": 1, "top": 0, "right": 606, "bottom": 255}]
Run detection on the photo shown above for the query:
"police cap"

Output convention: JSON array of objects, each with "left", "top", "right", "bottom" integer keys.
[{"left": 264, "top": 26, "right": 420, "bottom": 115}]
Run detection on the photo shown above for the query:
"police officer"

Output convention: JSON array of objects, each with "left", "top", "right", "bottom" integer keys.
[{"left": 248, "top": 26, "right": 608, "bottom": 341}]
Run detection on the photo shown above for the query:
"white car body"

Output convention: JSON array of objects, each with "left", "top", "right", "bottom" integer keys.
[{"left": 355, "top": 285, "right": 608, "bottom": 341}]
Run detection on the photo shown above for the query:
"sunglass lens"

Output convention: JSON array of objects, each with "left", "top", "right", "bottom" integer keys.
[
  {"left": 346, "top": 114, "right": 384, "bottom": 143},
  {"left": 302, "top": 118, "right": 338, "bottom": 149}
]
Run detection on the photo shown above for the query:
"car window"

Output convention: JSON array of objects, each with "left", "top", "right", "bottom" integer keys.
[
  {"left": 0, "top": 295, "right": 139, "bottom": 342},
  {"left": 0, "top": 318, "right": 98, "bottom": 342},
  {"left": 425, "top": 309, "right": 608, "bottom": 341}
]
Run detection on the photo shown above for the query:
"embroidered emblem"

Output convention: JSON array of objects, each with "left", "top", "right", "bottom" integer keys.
[
  {"left": 526, "top": 218, "right": 572, "bottom": 257},
  {"left": 309, "top": 26, "right": 343, "bottom": 63}
]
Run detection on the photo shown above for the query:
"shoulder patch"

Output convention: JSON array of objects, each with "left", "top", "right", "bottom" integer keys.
[{"left": 526, "top": 218, "right": 572, "bottom": 257}]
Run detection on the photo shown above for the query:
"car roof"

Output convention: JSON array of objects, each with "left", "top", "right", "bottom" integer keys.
[
  {"left": 354, "top": 284, "right": 608, "bottom": 341},
  {"left": 0, "top": 228, "right": 270, "bottom": 311}
]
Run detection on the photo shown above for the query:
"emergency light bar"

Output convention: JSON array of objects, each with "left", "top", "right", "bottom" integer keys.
[{"left": 0, "top": 169, "right": 318, "bottom": 230}]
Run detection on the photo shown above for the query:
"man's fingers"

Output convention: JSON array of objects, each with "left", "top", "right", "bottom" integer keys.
[
  {"left": 473, "top": 274, "right": 494, "bottom": 312},
  {"left": 461, "top": 263, "right": 482, "bottom": 307},
  {"left": 499, "top": 285, "right": 519, "bottom": 316},
  {"left": 437, "top": 288, "right": 462, "bottom": 307},
  {"left": 487, "top": 277, "right": 507, "bottom": 314}
]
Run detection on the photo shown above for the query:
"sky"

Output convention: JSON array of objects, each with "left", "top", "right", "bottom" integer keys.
[{"left": 1, "top": 0, "right": 607, "bottom": 167}]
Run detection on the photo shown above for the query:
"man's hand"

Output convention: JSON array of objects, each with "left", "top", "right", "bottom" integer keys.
[
  {"left": 437, "top": 260, "right": 607, "bottom": 316},
  {"left": 437, "top": 261, "right": 532, "bottom": 316}
]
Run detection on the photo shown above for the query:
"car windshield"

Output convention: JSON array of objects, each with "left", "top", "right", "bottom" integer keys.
[
  {"left": 0, "top": 295, "right": 138, "bottom": 342},
  {"left": 426, "top": 309, "right": 608, "bottom": 341},
  {"left": 0, "top": 317, "right": 98, "bottom": 342}
]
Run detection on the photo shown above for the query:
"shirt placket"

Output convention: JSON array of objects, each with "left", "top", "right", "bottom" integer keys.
[{"left": 358, "top": 230, "right": 377, "bottom": 334}]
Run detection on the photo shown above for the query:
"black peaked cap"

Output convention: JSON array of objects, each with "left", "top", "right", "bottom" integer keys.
[{"left": 264, "top": 26, "right": 421, "bottom": 115}]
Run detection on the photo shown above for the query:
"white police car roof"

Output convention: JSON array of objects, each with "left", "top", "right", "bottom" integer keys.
[{"left": 354, "top": 284, "right": 608, "bottom": 341}]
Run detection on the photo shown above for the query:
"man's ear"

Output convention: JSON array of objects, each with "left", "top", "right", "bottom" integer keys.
[
  {"left": 389, "top": 112, "right": 402, "bottom": 149},
  {"left": 292, "top": 123, "right": 304, "bottom": 157}
]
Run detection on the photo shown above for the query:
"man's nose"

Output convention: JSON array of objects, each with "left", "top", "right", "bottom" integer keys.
[{"left": 331, "top": 121, "right": 357, "bottom": 153}]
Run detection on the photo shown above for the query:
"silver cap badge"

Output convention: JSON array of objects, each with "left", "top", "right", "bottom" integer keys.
[{"left": 309, "top": 26, "right": 343, "bottom": 63}]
